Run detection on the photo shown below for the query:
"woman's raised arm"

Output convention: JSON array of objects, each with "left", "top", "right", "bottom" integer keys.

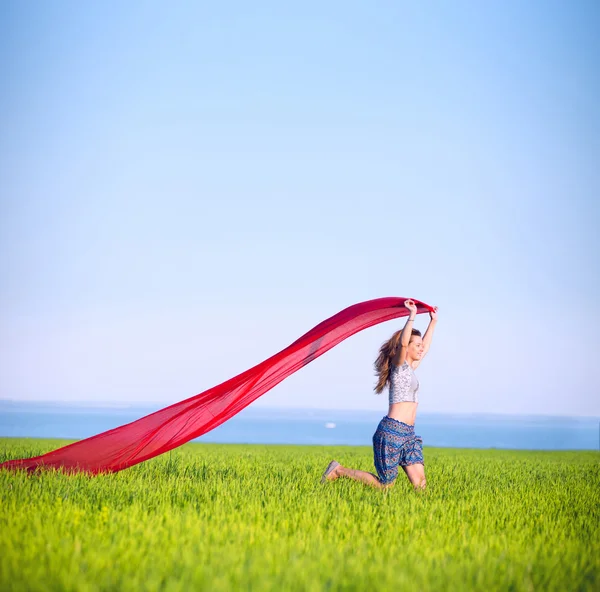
[{"left": 422, "top": 307, "right": 438, "bottom": 355}]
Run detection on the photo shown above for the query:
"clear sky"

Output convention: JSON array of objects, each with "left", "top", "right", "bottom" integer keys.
[{"left": 1, "top": 1, "right": 598, "bottom": 416}]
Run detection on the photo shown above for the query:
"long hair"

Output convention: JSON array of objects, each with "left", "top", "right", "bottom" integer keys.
[{"left": 374, "top": 329, "right": 422, "bottom": 394}]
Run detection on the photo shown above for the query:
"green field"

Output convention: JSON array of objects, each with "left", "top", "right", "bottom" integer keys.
[{"left": 1, "top": 439, "right": 599, "bottom": 591}]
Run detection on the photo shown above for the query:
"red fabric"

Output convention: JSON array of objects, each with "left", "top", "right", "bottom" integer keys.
[{"left": 1, "top": 297, "right": 433, "bottom": 474}]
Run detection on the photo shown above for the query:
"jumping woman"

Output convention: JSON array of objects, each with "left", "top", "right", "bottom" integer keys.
[{"left": 321, "top": 299, "right": 438, "bottom": 490}]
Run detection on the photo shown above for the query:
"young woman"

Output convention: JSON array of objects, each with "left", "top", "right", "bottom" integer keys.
[{"left": 321, "top": 299, "right": 438, "bottom": 490}]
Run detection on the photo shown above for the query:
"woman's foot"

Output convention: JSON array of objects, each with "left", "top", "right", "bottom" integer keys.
[{"left": 320, "top": 460, "right": 340, "bottom": 483}]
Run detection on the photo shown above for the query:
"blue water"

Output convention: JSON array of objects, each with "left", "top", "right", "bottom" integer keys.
[{"left": 0, "top": 401, "right": 598, "bottom": 450}]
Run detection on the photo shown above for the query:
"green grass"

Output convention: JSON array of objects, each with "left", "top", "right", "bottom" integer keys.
[{"left": 1, "top": 438, "right": 599, "bottom": 591}]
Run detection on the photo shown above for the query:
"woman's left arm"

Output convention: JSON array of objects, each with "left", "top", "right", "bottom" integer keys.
[{"left": 422, "top": 307, "right": 438, "bottom": 355}]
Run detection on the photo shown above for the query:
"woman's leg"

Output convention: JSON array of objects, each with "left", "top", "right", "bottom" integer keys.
[
  {"left": 325, "top": 463, "right": 391, "bottom": 489},
  {"left": 402, "top": 463, "right": 426, "bottom": 490},
  {"left": 321, "top": 418, "right": 400, "bottom": 489}
]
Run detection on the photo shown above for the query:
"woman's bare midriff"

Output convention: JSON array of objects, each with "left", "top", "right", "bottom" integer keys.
[{"left": 387, "top": 402, "right": 418, "bottom": 426}]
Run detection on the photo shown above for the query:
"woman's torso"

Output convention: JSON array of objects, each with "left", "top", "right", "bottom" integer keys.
[{"left": 387, "top": 361, "right": 419, "bottom": 425}]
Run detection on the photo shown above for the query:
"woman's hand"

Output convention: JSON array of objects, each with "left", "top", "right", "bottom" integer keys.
[
  {"left": 429, "top": 306, "right": 438, "bottom": 321},
  {"left": 404, "top": 299, "right": 417, "bottom": 316}
]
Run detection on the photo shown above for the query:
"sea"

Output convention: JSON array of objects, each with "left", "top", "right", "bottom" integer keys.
[{"left": 0, "top": 400, "right": 598, "bottom": 450}]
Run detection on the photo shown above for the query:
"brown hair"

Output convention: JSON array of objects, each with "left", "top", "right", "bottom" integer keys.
[{"left": 373, "top": 329, "right": 422, "bottom": 394}]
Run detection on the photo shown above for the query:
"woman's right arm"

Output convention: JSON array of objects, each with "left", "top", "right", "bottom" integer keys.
[{"left": 392, "top": 300, "right": 417, "bottom": 366}]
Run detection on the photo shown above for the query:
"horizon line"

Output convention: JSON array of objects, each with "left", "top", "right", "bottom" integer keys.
[{"left": 1, "top": 398, "right": 599, "bottom": 420}]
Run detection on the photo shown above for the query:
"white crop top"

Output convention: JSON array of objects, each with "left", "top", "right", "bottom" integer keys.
[{"left": 389, "top": 361, "right": 419, "bottom": 404}]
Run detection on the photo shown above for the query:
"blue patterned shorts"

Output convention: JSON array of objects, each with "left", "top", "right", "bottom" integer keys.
[{"left": 373, "top": 416, "right": 424, "bottom": 485}]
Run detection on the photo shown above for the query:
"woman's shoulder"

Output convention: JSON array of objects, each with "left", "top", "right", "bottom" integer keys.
[{"left": 391, "top": 360, "right": 411, "bottom": 372}]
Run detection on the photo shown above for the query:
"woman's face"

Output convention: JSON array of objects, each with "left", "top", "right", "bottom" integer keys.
[{"left": 408, "top": 336, "right": 424, "bottom": 360}]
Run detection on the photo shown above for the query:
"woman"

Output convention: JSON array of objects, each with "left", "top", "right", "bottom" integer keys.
[{"left": 321, "top": 299, "right": 438, "bottom": 490}]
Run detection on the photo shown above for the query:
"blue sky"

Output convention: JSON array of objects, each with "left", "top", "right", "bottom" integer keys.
[{"left": 1, "top": 1, "right": 598, "bottom": 416}]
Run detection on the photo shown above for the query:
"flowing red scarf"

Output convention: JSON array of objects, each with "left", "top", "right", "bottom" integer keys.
[{"left": 1, "top": 297, "right": 433, "bottom": 474}]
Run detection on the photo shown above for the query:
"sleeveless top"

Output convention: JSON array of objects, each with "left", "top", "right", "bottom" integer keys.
[{"left": 389, "top": 361, "right": 419, "bottom": 404}]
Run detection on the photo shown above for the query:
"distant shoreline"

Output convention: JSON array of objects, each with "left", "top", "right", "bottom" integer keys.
[
  {"left": 1, "top": 399, "right": 599, "bottom": 421},
  {"left": 1, "top": 436, "right": 599, "bottom": 456},
  {"left": 1, "top": 402, "right": 598, "bottom": 451}
]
